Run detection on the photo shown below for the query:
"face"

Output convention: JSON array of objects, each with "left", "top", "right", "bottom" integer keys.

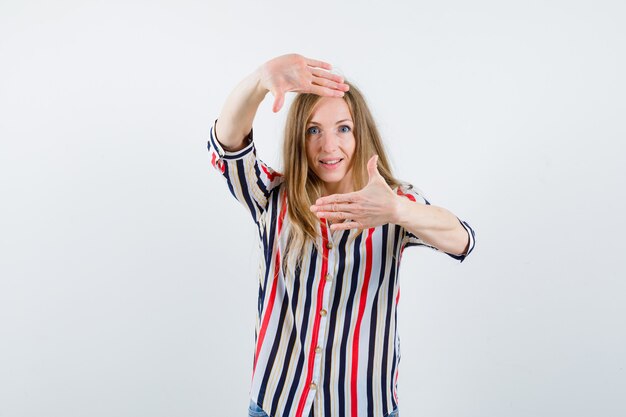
[{"left": 305, "top": 97, "right": 356, "bottom": 196}]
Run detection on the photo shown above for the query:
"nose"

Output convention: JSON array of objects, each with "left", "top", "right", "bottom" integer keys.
[{"left": 320, "top": 131, "right": 339, "bottom": 152}]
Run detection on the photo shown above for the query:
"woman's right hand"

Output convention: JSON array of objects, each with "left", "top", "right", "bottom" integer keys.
[{"left": 258, "top": 54, "right": 350, "bottom": 113}]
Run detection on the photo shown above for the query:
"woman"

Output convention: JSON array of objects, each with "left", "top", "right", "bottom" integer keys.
[{"left": 208, "top": 54, "right": 475, "bottom": 417}]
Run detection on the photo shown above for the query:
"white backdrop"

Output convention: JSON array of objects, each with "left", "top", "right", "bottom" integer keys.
[{"left": 1, "top": 0, "right": 625, "bottom": 416}]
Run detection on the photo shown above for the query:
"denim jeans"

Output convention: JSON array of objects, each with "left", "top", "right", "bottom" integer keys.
[
  {"left": 248, "top": 400, "right": 269, "bottom": 417},
  {"left": 247, "top": 399, "right": 399, "bottom": 417}
]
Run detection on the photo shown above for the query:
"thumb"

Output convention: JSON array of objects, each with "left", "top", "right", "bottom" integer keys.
[
  {"left": 272, "top": 91, "right": 285, "bottom": 113},
  {"left": 367, "top": 155, "right": 380, "bottom": 183}
]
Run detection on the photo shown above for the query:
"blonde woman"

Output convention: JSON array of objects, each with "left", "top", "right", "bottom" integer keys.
[{"left": 208, "top": 54, "right": 475, "bottom": 417}]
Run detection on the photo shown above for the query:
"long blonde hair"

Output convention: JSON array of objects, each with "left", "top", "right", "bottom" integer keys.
[{"left": 281, "top": 82, "right": 403, "bottom": 274}]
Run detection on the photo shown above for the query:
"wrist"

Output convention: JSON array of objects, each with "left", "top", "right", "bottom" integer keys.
[
  {"left": 393, "top": 195, "right": 430, "bottom": 228},
  {"left": 252, "top": 65, "right": 272, "bottom": 98},
  {"left": 392, "top": 195, "right": 408, "bottom": 226}
]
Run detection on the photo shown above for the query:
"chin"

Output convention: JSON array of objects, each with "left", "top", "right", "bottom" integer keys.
[{"left": 316, "top": 172, "right": 346, "bottom": 184}]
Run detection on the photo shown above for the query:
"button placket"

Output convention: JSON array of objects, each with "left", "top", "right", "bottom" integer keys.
[{"left": 310, "top": 228, "right": 336, "bottom": 394}]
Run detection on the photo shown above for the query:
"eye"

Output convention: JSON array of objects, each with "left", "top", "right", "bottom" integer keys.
[
  {"left": 306, "top": 126, "right": 320, "bottom": 135},
  {"left": 338, "top": 125, "right": 352, "bottom": 133}
]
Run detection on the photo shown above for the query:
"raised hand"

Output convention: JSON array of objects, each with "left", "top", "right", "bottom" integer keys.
[
  {"left": 258, "top": 54, "right": 350, "bottom": 112},
  {"left": 310, "top": 155, "right": 400, "bottom": 231}
]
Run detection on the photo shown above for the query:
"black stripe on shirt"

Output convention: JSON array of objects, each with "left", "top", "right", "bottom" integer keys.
[
  {"left": 282, "top": 244, "right": 318, "bottom": 414},
  {"left": 236, "top": 159, "right": 259, "bottom": 224},
  {"left": 270, "top": 264, "right": 302, "bottom": 416},
  {"left": 367, "top": 224, "right": 389, "bottom": 416},
  {"left": 259, "top": 190, "right": 281, "bottom": 317},
  {"left": 337, "top": 231, "right": 363, "bottom": 417},
  {"left": 257, "top": 280, "right": 290, "bottom": 406},
  {"left": 323, "top": 231, "right": 351, "bottom": 417},
  {"left": 381, "top": 225, "right": 401, "bottom": 415}
]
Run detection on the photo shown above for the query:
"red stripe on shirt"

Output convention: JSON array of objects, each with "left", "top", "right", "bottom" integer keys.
[
  {"left": 295, "top": 218, "right": 331, "bottom": 417},
  {"left": 397, "top": 188, "right": 416, "bottom": 202},
  {"left": 253, "top": 191, "right": 288, "bottom": 376},
  {"left": 350, "top": 227, "right": 375, "bottom": 417},
  {"left": 261, "top": 164, "right": 282, "bottom": 181},
  {"left": 393, "top": 365, "right": 399, "bottom": 403},
  {"left": 211, "top": 152, "right": 225, "bottom": 174}
]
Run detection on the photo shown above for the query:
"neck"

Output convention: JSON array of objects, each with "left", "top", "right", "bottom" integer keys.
[
  {"left": 317, "top": 168, "right": 356, "bottom": 196},
  {"left": 322, "top": 181, "right": 354, "bottom": 196}
]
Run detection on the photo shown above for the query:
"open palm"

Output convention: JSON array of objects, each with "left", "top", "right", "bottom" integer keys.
[
  {"left": 310, "top": 155, "right": 400, "bottom": 231},
  {"left": 259, "top": 54, "right": 350, "bottom": 112}
]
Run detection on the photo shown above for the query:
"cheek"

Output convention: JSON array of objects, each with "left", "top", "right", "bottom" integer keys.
[
  {"left": 305, "top": 144, "right": 317, "bottom": 167},
  {"left": 346, "top": 136, "right": 356, "bottom": 158}
]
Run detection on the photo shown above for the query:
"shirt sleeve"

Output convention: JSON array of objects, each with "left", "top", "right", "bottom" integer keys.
[
  {"left": 207, "top": 119, "right": 284, "bottom": 224},
  {"left": 397, "top": 184, "right": 476, "bottom": 263}
]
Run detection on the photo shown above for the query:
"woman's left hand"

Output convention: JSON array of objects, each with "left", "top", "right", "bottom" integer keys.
[{"left": 310, "top": 155, "right": 400, "bottom": 231}]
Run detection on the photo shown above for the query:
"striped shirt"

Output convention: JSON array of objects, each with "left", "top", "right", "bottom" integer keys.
[{"left": 207, "top": 122, "right": 476, "bottom": 417}]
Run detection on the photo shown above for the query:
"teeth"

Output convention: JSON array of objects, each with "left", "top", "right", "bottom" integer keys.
[{"left": 322, "top": 159, "right": 341, "bottom": 165}]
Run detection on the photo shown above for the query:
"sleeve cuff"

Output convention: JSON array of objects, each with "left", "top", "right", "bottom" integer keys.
[
  {"left": 209, "top": 119, "right": 255, "bottom": 160},
  {"left": 444, "top": 218, "right": 476, "bottom": 263}
]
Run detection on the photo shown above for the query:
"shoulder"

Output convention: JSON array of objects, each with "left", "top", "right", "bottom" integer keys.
[{"left": 394, "top": 182, "right": 430, "bottom": 205}]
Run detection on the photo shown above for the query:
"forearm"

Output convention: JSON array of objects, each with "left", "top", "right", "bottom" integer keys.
[
  {"left": 216, "top": 67, "right": 268, "bottom": 151},
  {"left": 393, "top": 197, "right": 469, "bottom": 256}
]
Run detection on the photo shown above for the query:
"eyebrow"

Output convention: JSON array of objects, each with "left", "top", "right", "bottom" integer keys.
[{"left": 308, "top": 119, "right": 353, "bottom": 126}]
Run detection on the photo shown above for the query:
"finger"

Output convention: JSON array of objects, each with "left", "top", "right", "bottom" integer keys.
[
  {"left": 310, "top": 68, "right": 348, "bottom": 87},
  {"left": 315, "top": 211, "right": 343, "bottom": 220},
  {"left": 307, "top": 84, "right": 346, "bottom": 98},
  {"left": 315, "top": 211, "right": 353, "bottom": 221},
  {"left": 272, "top": 91, "right": 285, "bottom": 113},
  {"left": 330, "top": 221, "right": 363, "bottom": 231},
  {"left": 313, "top": 203, "right": 358, "bottom": 214},
  {"left": 316, "top": 192, "right": 359, "bottom": 206},
  {"left": 305, "top": 57, "right": 332, "bottom": 70},
  {"left": 367, "top": 154, "right": 381, "bottom": 182},
  {"left": 310, "top": 74, "right": 350, "bottom": 93}
]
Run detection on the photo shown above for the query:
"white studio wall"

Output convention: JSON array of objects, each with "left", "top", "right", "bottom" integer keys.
[{"left": 1, "top": 1, "right": 625, "bottom": 416}]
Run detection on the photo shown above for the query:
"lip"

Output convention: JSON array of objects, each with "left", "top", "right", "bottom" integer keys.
[
  {"left": 320, "top": 157, "right": 343, "bottom": 163},
  {"left": 319, "top": 158, "right": 343, "bottom": 170}
]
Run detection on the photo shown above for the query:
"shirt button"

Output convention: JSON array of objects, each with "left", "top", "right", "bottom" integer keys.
[
  {"left": 325, "top": 273, "right": 333, "bottom": 281},
  {"left": 310, "top": 382, "right": 317, "bottom": 390},
  {"left": 320, "top": 309, "right": 327, "bottom": 317},
  {"left": 326, "top": 241, "right": 333, "bottom": 250},
  {"left": 315, "top": 346, "right": 322, "bottom": 354}
]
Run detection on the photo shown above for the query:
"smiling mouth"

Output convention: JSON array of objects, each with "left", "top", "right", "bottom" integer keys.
[{"left": 320, "top": 158, "right": 343, "bottom": 165}]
